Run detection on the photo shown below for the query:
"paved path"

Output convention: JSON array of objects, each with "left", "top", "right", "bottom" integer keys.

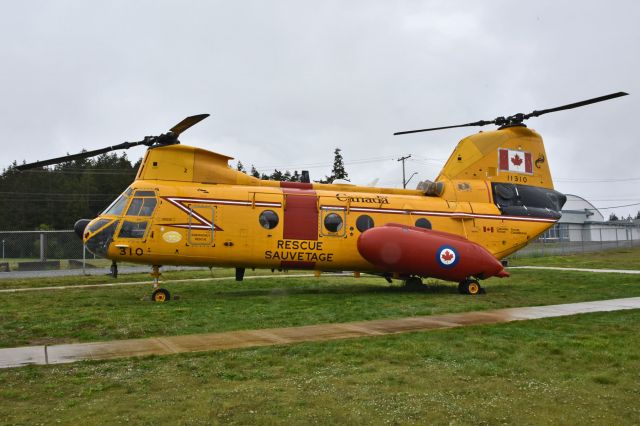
[
  {"left": 509, "top": 266, "right": 640, "bottom": 274},
  {"left": 2, "top": 296, "right": 639, "bottom": 369}
]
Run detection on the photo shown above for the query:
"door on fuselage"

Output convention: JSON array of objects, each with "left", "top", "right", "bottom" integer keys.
[
  {"left": 283, "top": 190, "right": 318, "bottom": 240},
  {"left": 187, "top": 204, "right": 215, "bottom": 246}
]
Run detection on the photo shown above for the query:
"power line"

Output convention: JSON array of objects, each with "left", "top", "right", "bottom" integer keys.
[
  {"left": 253, "top": 156, "right": 397, "bottom": 173},
  {"left": 556, "top": 177, "right": 640, "bottom": 183},
  {"left": 0, "top": 191, "right": 121, "bottom": 196},
  {"left": 589, "top": 202, "right": 640, "bottom": 210},
  {"left": 16, "top": 169, "right": 137, "bottom": 175}
]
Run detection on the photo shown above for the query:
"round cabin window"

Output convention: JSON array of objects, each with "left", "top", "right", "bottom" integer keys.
[
  {"left": 356, "top": 215, "right": 374, "bottom": 232},
  {"left": 324, "top": 213, "right": 344, "bottom": 233},
  {"left": 259, "top": 210, "right": 279, "bottom": 229},
  {"left": 415, "top": 218, "right": 432, "bottom": 229}
]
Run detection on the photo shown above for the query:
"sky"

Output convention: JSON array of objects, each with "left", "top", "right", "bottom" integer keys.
[{"left": 2, "top": 0, "right": 639, "bottom": 218}]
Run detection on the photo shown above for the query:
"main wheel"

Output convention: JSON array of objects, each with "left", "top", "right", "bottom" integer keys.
[
  {"left": 458, "top": 279, "right": 482, "bottom": 295},
  {"left": 467, "top": 280, "right": 481, "bottom": 295},
  {"left": 152, "top": 288, "right": 171, "bottom": 303},
  {"left": 404, "top": 276, "right": 426, "bottom": 290}
]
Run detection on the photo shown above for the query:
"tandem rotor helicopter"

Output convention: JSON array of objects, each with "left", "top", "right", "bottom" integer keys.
[{"left": 17, "top": 92, "right": 628, "bottom": 302}]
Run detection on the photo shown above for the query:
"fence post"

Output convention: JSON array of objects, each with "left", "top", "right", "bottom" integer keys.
[
  {"left": 82, "top": 244, "right": 86, "bottom": 274},
  {"left": 39, "top": 233, "right": 46, "bottom": 262},
  {"left": 600, "top": 228, "right": 603, "bottom": 251}
]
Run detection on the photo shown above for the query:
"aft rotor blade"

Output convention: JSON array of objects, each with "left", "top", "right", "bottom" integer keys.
[
  {"left": 524, "top": 92, "right": 628, "bottom": 119},
  {"left": 14, "top": 141, "right": 143, "bottom": 171},
  {"left": 170, "top": 114, "right": 210, "bottom": 136},
  {"left": 394, "top": 120, "right": 494, "bottom": 136}
]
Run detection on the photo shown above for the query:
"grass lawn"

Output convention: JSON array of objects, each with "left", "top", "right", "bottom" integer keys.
[
  {"left": 508, "top": 246, "right": 640, "bottom": 270},
  {"left": 0, "top": 248, "right": 639, "bottom": 423},
  {"left": 1, "top": 310, "right": 639, "bottom": 424}
]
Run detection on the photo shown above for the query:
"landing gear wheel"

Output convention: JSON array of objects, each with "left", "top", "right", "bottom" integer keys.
[
  {"left": 404, "top": 276, "right": 424, "bottom": 290},
  {"left": 152, "top": 288, "right": 171, "bottom": 303},
  {"left": 458, "top": 279, "right": 483, "bottom": 295}
]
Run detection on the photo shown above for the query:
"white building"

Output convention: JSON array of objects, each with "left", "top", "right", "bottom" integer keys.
[{"left": 541, "top": 194, "right": 639, "bottom": 243}]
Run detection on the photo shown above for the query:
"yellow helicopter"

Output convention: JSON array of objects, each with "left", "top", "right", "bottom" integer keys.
[{"left": 17, "top": 92, "right": 628, "bottom": 302}]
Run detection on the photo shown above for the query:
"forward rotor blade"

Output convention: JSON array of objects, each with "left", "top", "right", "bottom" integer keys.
[
  {"left": 15, "top": 141, "right": 143, "bottom": 171},
  {"left": 170, "top": 114, "right": 210, "bottom": 136},
  {"left": 394, "top": 120, "right": 494, "bottom": 136},
  {"left": 524, "top": 92, "right": 628, "bottom": 119}
]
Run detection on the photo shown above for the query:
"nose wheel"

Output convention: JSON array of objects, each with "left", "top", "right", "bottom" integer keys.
[
  {"left": 150, "top": 265, "right": 171, "bottom": 303},
  {"left": 152, "top": 288, "right": 171, "bottom": 302},
  {"left": 458, "top": 279, "right": 484, "bottom": 295}
]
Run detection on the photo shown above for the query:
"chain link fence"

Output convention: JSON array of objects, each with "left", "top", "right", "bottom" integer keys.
[
  {"left": 0, "top": 230, "right": 105, "bottom": 272},
  {"left": 509, "top": 224, "right": 640, "bottom": 258}
]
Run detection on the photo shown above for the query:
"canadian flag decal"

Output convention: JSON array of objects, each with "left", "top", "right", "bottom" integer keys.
[{"left": 498, "top": 148, "right": 533, "bottom": 175}]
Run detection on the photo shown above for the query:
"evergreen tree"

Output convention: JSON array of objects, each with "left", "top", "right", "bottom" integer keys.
[
  {"left": 636, "top": 211, "right": 640, "bottom": 220},
  {"left": 283, "top": 171, "right": 292, "bottom": 182},
  {"left": 270, "top": 169, "right": 284, "bottom": 181},
  {"left": 236, "top": 161, "right": 246, "bottom": 173},
  {"left": 250, "top": 165, "right": 260, "bottom": 178},
  {"left": 609, "top": 213, "right": 619, "bottom": 221},
  {"left": 291, "top": 170, "right": 301, "bottom": 182},
  {"left": 320, "top": 148, "right": 348, "bottom": 183}
]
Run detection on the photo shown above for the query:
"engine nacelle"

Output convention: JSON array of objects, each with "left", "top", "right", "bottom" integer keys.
[{"left": 357, "top": 224, "right": 509, "bottom": 282}]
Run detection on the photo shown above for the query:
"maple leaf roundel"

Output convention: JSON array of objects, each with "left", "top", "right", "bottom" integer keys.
[{"left": 436, "top": 245, "right": 459, "bottom": 268}]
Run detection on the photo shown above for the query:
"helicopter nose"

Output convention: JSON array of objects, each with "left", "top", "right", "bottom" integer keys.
[{"left": 74, "top": 219, "right": 92, "bottom": 239}]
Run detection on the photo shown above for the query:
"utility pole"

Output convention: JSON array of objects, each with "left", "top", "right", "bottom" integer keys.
[{"left": 397, "top": 154, "right": 417, "bottom": 189}]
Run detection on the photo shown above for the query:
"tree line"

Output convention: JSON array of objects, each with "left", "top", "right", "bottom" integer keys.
[
  {"left": 0, "top": 154, "right": 139, "bottom": 230},
  {"left": 0, "top": 148, "right": 349, "bottom": 230},
  {"left": 239, "top": 148, "right": 348, "bottom": 184}
]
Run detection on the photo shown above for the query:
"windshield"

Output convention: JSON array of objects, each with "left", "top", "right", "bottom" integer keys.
[
  {"left": 126, "top": 190, "right": 157, "bottom": 217},
  {"left": 102, "top": 188, "right": 132, "bottom": 216}
]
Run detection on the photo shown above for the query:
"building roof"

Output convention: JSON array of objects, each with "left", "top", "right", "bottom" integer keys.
[{"left": 559, "top": 194, "right": 604, "bottom": 223}]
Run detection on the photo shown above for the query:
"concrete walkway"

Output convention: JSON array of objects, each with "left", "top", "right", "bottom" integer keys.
[
  {"left": 509, "top": 266, "right": 640, "bottom": 274},
  {"left": 1, "top": 296, "right": 639, "bottom": 369}
]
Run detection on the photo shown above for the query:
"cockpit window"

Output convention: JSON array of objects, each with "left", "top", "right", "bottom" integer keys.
[
  {"left": 102, "top": 188, "right": 132, "bottom": 216},
  {"left": 118, "top": 221, "right": 148, "bottom": 239},
  {"left": 88, "top": 218, "right": 111, "bottom": 234},
  {"left": 126, "top": 190, "right": 157, "bottom": 217}
]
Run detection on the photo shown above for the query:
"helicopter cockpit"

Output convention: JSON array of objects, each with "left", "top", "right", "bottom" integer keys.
[{"left": 77, "top": 187, "right": 158, "bottom": 257}]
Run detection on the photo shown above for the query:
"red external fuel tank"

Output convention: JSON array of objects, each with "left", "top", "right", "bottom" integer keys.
[{"left": 357, "top": 224, "right": 509, "bottom": 282}]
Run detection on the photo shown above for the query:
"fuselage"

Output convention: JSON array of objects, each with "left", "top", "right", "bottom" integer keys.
[{"left": 81, "top": 125, "right": 565, "bottom": 278}]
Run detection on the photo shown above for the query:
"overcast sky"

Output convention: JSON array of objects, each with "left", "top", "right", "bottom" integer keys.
[{"left": 2, "top": 1, "right": 639, "bottom": 217}]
